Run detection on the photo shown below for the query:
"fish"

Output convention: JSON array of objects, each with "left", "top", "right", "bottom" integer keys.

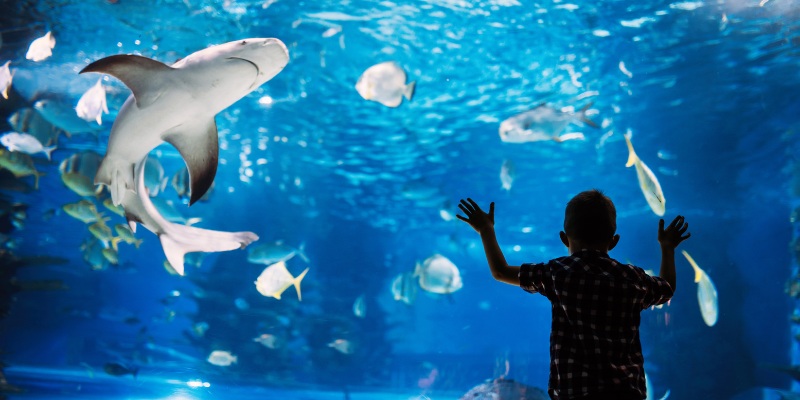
[
  {"left": 624, "top": 134, "right": 666, "bottom": 216},
  {"left": 390, "top": 271, "right": 417, "bottom": 305},
  {"left": 62, "top": 199, "right": 104, "bottom": 223},
  {"left": 328, "top": 338, "right": 354, "bottom": 354},
  {"left": 80, "top": 37, "right": 289, "bottom": 206},
  {"left": 102, "top": 247, "right": 119, "bottom": 264},
  {"left": 34, "top": 98, "right": 102, "bottom": 136},
  {"left": 355, "top": 61, "right": 416, "bottom": 108},
  {"left": 498, "top": 103, "right": 597, "bottom": 143},
  {"left": 144, "top": 156, "right": 168, "bottom": 196},
  {"left": 59, "top": 151, "right": 104, "bottom": 196},
  {"left": 415, "top": 254, "right": 463, "bottom": 294},
  {"left": 459, "top": 378, "right": 549, "bottom": 400},
  {"left": 207, "top": 350, "right": 237, "bottom": 366},
  {"left": 26, "top": 31, "right": 55, "bottom": 62},
  {"left": 171, "top": 165, "right": 213, "bottom": 201},
  {"left": 75, "top": 78, "right": 109, "bottom": 125},
  {"left": 150, "top": 197, "right": 201, "bottom": 225},
  {"left": 103, "top": 362, "right": 137, "bottom": 378},
  {"left": 353, "top": 294, "right": 366, "bottom": 318},
  {"left": 0, "top": 131, "right": 56, "bottom": 160},
  {"left": 681, "top": 250, "right": 718, "bottom": 327},
  {"left": 114, "top": 223, "right": 143, "bottom": 248},
  {"left": 118, "top": 156, "right": 259, "bottom": 275},
  {"left": 248, "top": 241, "right": 308, "bottom": 265},
  {"left": 103, "top": 197, "right": 125, "bottom": 217},
  {"left": 0, "top": 61, "right": 13, "bottom": 99},
  {"left": 61, "top": 172, "right": 103, "bottom": 197},
  {"left": 253, "top": 333, "right": 280, "bottom": 349},
  {"left": 8, "top": 108, "right": 61, "bottom": 147},
  {"left": 89, "top": 220, "right": 122, "bottom": 250},
  {"left": 81, "top": 237, "right": 109, "bottom": 270},
  {"left": 500, "top": 159, "right": 515, "bottom": 191},
  {"left": 254, "top": 260, "right": 309, "bottom": 300},
  {"left": 0, "top": 148, "right": 43, "bottom": 189}
]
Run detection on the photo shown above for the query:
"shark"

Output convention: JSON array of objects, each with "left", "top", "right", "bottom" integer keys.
[
  {"left": 80, "top": 38, "right": 289, "bottom": 206},
  {"left": 121, "top": 156, "right": 258, "bottom": 276}
]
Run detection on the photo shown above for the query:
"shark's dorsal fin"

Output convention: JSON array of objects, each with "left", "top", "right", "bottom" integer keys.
[
  {"left": 80, "top": 54, "right": 172, "bottom": 108},
  {"left": 163, "top": 118, "right": 219, "bottom": 206}
]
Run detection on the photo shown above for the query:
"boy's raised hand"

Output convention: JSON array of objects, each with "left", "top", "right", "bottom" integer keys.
[
  {"left": 457, "top": 198, "right": 494, "bottom": 234},
  {"left": 658, "top": 215, "right": 691, "bottom": 249}
]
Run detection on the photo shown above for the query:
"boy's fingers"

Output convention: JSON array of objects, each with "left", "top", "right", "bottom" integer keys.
[
  {"left": 489, "top": 202, "right": 495, "bottom": 215},
  {"left": 457, "top": 203, "right": 470, "bottom": 215},
  {"left": 456, "top": 214, "right": 468, "bottom": 223},
  {"left": 658, "top": 219, "right": 664, "bottom": 232},
  {"left": 467, "top": 198, "right": 482, "bottom": 212},
  {"left": 458, "top": 199, "right": 474, "bottom": 214}
]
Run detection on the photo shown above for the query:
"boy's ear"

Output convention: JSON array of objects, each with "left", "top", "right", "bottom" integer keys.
[
  {"left": 608, "top": 234, "right": 620, "bottom": 251},
  {"left": 559, "top": 231, "right": 569, "bottom": 247}
]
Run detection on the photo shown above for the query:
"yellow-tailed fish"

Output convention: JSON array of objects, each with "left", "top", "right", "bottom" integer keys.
[
  {"left": 102, "top": 247, "right": 119, "bottom": 265},
  {"left": 102, "top": 197, "right": 125, "bottom": 217},
  {"left": 681, "top": 250, "right": 718, "bottom": 327},
  {"left": 88, "top": 221, "right": 122, "bottom": 251},
  {"left": 624, "top": 134, "right": 665, "bottom": 216},
  {"left": 0, "top": 148, "right": 43, "bottom": 189},
  {"left": 62, "top": 199, "right": 103, "bottom": 223},
  {"left": 254, "top": 261, "right": 309, "bottom": 300},
  {"left": 114, "top": 224, "right": 142, "bottom": 248}
]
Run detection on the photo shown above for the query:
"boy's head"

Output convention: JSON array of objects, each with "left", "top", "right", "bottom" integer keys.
[{"left": 562, "top": 189, "right": 618, "bottom": 249}]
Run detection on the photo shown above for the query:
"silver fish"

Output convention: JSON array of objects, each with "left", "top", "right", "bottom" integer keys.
[{"left": 499, "top": 103, "right": 597, "bottom": 143}]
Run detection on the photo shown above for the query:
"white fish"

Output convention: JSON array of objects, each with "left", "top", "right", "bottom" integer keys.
[
  {"left": 247, "top": 241, "right": 308, "bottom": 265},
  {"left": 0, "top": 61, "right": 13, "bottom": 99},
  {"left": 500, "top": 159, "right": 515, "bottom": 191},
  {"left": 390, "top": 271, "right": 417, "bottom": 305},
  {"left": 80, "top": 37, "right": 289, "bottom": 206},
  {"left": 415, "top": 254, "right": 463, "bottom": 294},
  {"left": 26, "top": 31, "right": 55, "bottom": 62},
  {"left": 353, "top": 294, "right": 366, "bottom": 318},
  {"left": 119, "top": 157, "right": 258, "bottom": 276},
  {"left": 624, "top": 134, "right": 666, "bottom": 216},
  {"left": 355, "top": 61, "right": 416, "bottom": 108},
  {"left": 681, "top": 250, "right": 718, "bottom": 327},
  {"left": 499, "top": 103, "right": 597, "bottom": 143},
  {"left": 76, "top": 79, "right": 109, "bottom": 125},
  {"left": 254, "top": 261, "right": 309, "bottom": 300},
  {"left": 0, "top": 131, "right": 55, "bottom": 160},
  {"left": 327, "top": 338, "right": 353, "bottom": 354},
  {"left": 144, "top": 156, "right": 168, "bottom": 196},
  {"left": 253, "top": 333, "right": 280, "bottom": 349},
  {"left": 207, "top": 350, "right": 237, "bottom": 366}
]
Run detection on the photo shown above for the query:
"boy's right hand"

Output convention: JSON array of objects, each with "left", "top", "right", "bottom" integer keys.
[
  {"left": 457, "top": 198, "right": 494, "bottom": 234},
  {"left": 658, "top": 215, "right": 691, "bottom": 250}
]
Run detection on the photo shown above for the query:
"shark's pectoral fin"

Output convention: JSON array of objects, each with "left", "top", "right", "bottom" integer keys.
[
  {"left": 79, "top": 54, "right": 171, "bottom": 108},
  {"left": 163, "top": 118, "right": 219, "bottom": 206}
]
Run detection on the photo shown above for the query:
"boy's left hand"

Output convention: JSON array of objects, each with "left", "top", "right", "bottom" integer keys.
[{"left": 457, "top": 198, "right": 494, "bottom": 234}]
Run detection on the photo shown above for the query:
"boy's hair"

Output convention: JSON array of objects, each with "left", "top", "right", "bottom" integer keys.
[{"left": 564, "top": 189, "right": 617, "bottom": 245}]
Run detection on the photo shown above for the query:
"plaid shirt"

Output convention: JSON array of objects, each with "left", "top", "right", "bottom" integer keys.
[{"left": 519, "top": 249, "right": 673, "bottom": 400}]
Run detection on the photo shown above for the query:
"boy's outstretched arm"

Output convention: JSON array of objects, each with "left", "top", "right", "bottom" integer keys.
[
  {"left": 657, "top": 215, "right": 691, "bottom": 291},
  {"left": 457, "top": 198, "right": 520, "bottom": 286}
]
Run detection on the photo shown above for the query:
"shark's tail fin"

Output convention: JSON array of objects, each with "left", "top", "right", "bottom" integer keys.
[
  {"left": 159, "top": 223, "right": 259, "bottom": 276},
  {"left": 95, "top": 159, "right": 135, "bottom": 206}
]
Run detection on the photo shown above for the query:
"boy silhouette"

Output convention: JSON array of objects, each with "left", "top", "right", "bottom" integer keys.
[{"left": 457, "top": 190, "right": 690, "bottom": 400}]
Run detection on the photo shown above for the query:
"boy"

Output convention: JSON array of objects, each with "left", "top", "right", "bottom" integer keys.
[{"left": 456, "top": 190, "right": 690, "bottom": 400}]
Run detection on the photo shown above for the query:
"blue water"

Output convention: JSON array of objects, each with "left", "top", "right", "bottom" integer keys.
[{"left": 0, "top": 0, "right": 798, "bottom": 399}]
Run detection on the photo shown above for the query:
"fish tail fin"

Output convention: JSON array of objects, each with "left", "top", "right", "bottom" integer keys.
[
  {"left": 404, "top": 81, "right": 416, "bottom": 102},
  {"left": 43, "top": 145, "right": 56, "bottom": 161},
  {"left": 159, "top": 223, "right": 259, "bottom": 277},
  {"left": 95, "top": 159, "right": 134, "bottom": 206},
  {"left": 297, "top": 242, "right": 309, "bottom": 263},
  {"left": 134, "top": 238, "right": 143, "bottom": 249},
  {"left": 624, "top": 134, "right": 637, "bottom": 168},
  {"left": 1, "top": 86, "right": 7, "bottom": 99},
  {"left": 293, "top": 267, "right": 310, "bottom": 301},
  {"left": 95, "top": 114, "right": 102, "bottom": 125},
  {"left": 185, "top": 217, "right": 202, "bottom": 226},
  {"left": 578, "top": 102, "right": 599, "bottom": 128},
  {"left": 33, "top": 171, "right": 44, "bottom": 190},
  {"left": 681, "top": 250, "right": 703, "bottom": 283},
  {"left": 111, "top": 237, "right": 123, "bottom": 252}
]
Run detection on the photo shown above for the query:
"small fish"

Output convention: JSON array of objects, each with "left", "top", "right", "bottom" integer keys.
[
  {"left": 59, "top": 150, "right": 103, "bottom": 179},
  {"left": 76, "top": 78, "right": 109, "bottom": 125},
  {"left": 500, "top": 159, "right": 515, "bottom": 191},
  {"left": 26, "top": 31, "right": 56, "bottom": 62},
  {"left": 207, "top": 350, "right": 237, "bottom": 367},
  {"left": 62, "top": 199, "right": 104, "bottom": 223},
  {"left": 499, "top": 103, "right": 597, "bottom": 143},
  {"left": 171, "top": 165, "right": 213, "bottom": 201},
  {"left": 89, "top": 220, "right": 122, "bottom": 250},
  {"left": 8, "top": 107, "right": 61, "bottom": 147},
  {"left": 0, "top": 148, "right": 43, "bottom": 189},
  {"left": 34, "top": 99, "right": 102, "bottom": 136},
  {"left": 192, "top": 322, "right": 209, "bottom": 337},
  {"left": 624, "top": 134, "right": 666, "bottom": 216},
  {"left": 103, "top": 197, "right": 125, "bottom": 217},
  {"left": 248, "top": 241, "right": 308, "bottom": 265},
  {"left": 81, "top": 238, "right": 109, "bottom": 270},
  {"left": 102, "top": 247, "right": 119, "bottom": 264},
  {"left": 144, "top": 157, "right": 168, "bottom": 196},
  {"left": 0, "top": 131, "right": 56, "bottom": 160},
  {"left": 254, "top": 261, "right": 309, "bottom": 300},
  {"left": 681, "top": 250, "right": 718, "bottom": 327},
  {"left": 355, "top": 61, "right": 416, "bottom": 108},
  {"left": 61, "top": 172, "right": 103, "bottom": 197},
  {"left": 253, "top": 333, "right": 280, "bottom": 349},
  {"left": 327, "top": 338, "right": 354, "bottom": 354},
  {"left": 390, "top": 271, "right": 417, "bottom": 305},
  {"left": 0, "top": 61, "right": 13, "bottom": 99},
  {"left": 114, "top": 223, "right": 143, "bottom": 248},
  {"left": 103, "top": 362, "right": 137, "bottom": 378},
  {"left": 353, "top": 294, "right": 366, "bottom": 318},
  {"left": 415, "top": 254, "right": 463, "bottom": 294}
]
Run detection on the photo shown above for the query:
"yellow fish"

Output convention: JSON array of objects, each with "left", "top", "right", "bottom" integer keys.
[
  {"left": 114, "top": 224, "right": 142, "bottom": 248},
  {"left": 624, "top": 134, "right": 665, "bottom": 216},
  {"left": 62, "top": 199, "right": 104, "bottom": 223},
  {"left": 102, "top": 197, "right": 125, "bottom": 217},
  {"left": 0, "top": 148, "right": 43, "bottom": 189},
  {"left": 682, "top": 250, "right": 718, "bottom": 327},
  {"left": 254, "top": 261, "right": 309, "bottom": 300},
  {"left": 88, "top": 220, "right": 122, "bottom": 250}
]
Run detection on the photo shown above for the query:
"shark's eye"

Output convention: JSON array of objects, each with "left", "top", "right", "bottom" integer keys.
[{"left": 241, "top": 40, "right": 247, "bottom": 45}]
